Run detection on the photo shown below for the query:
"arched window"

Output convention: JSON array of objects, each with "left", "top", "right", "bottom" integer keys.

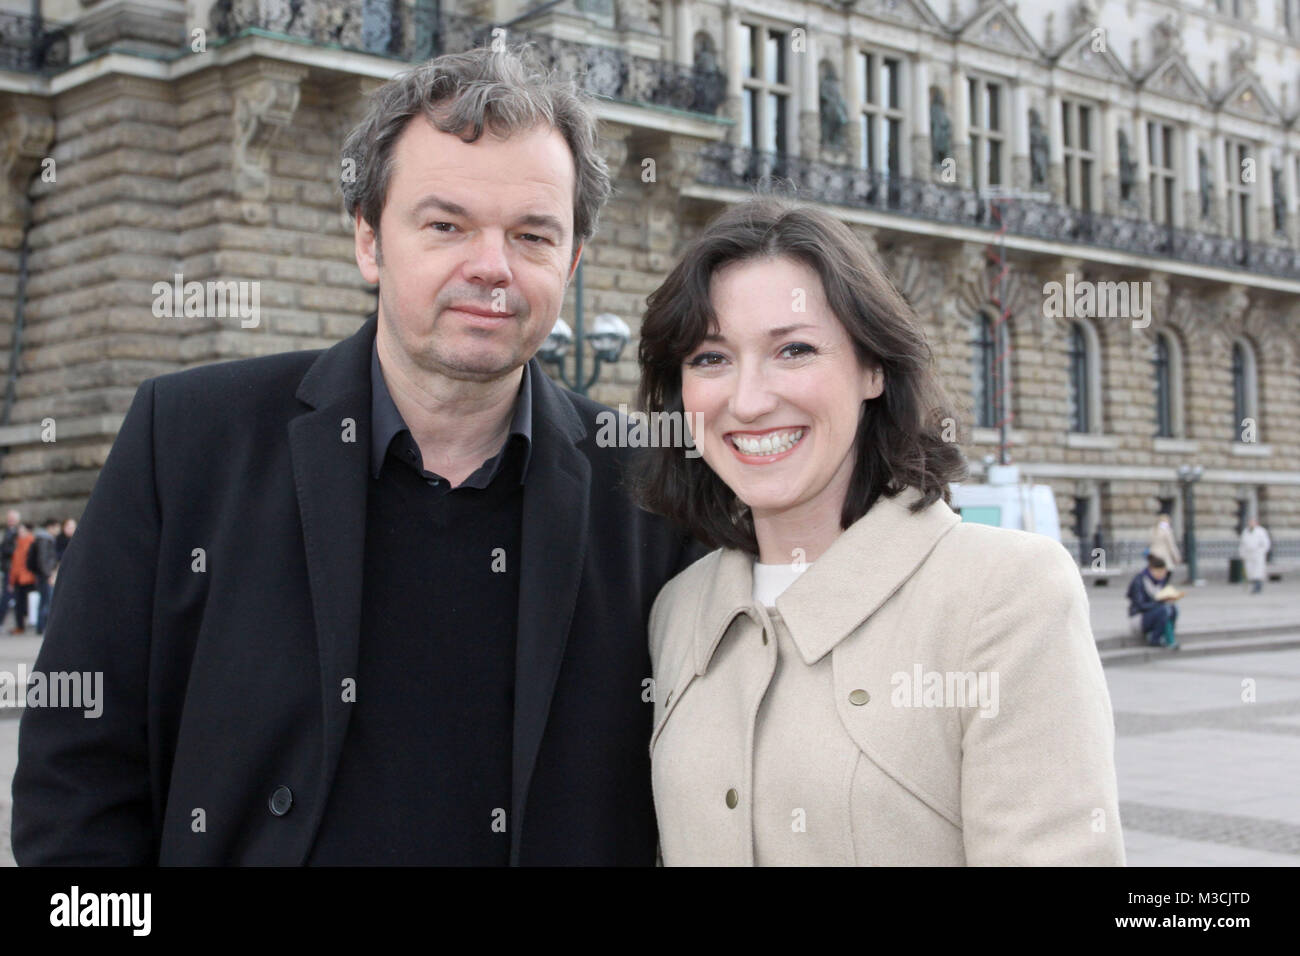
[
  {"left": 1154, "top": 333, "right": 1172, "bottom": 437},
  {"left": 971, "top": 313, "right": 998, "bottom": 428},
  {"left": 1231, "top": 338, "right": 1259, "bottom": 441},
  {"left": 1067, "top": 322, "right": 1089, "bottom": 432},
  {"left": 1151, "top": 329, "right": 1185, "bottom": 438}
]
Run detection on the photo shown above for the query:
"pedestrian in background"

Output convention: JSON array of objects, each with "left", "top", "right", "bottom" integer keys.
[
  {"left": 8, "top": 521, "right": 36, "bottom": 635},
  {"left": 32, "top": 517, "right": 61, "bottom": 634},
  {"left": 55, "top": 517, "right": 76, "bottom": 563},
  {"left": 1, "top": 509, "right": 19, "bottom": 630},
  {"left": 1147, "top": 512, "right": 1182, "bottom": 575},
  {"left": 1238, "top": 517, "right": 1272, "bottom": 595},
  {"left": 1126, "top": 555, "right": 1180, "bottom": 649}
]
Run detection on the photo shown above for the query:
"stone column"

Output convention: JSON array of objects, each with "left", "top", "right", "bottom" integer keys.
[
  {"left": 1183, "top": 125, "right": 1201, "bottom": 229},
  {"left": 845, "top": 36, "right": 863, "bottom": 169},
  {"left": 1100, "top": 102, "right": 1119, "bottom": 214},
  {"left": 1010, "top": 82, "right": 1029, "bottom": 192},
  {"left": 1047, "top": 89, "right": 1064, "bottom": 202},
  {"left": 911, "top": 54, "right": 930, "bottom": 182},
  {"left": 953, "top": 67, "right": 971, "bottom": 188},
  {"left": 1212, "top": 130, "right": 1227, "bottom": 234},
  {"left": 1285, "top": 146, "right": 1298, "bottom": 247},
  {"left": 724, "top": 4, "right": 743, "bottom": 147},
  {"left": 798, "top": 28, "right": 819, "bottom": 159},
  {"left": 673, "top": 0, "right": 693, "bottom": 66},
  {"left": 1255, "top": 143, "right": 1274, "bottom": 243},
  {"left": 1133, "top": 108, "right": 1151, "bottom": 222}
]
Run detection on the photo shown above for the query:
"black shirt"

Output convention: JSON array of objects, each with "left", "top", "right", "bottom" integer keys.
[
  {"left": 368, "top": 341, "right": 533, "bottom": 489},
  {"left": 307, "top": 346, "right": 533, "bottom": 864}
]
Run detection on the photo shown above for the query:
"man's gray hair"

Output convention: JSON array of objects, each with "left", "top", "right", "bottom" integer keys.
[{"left": 341, "top": 44, "right": 612, "bottom": 257}]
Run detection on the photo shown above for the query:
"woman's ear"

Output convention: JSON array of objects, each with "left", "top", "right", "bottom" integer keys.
[{"left": 863, "top": 363, "right": 885, "bottom": 400}]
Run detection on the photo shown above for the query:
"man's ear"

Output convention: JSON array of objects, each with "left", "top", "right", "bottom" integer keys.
[
  {"left": 355, "top": 211, "right": 380, "bottom": 285},
  {"left": 568, "top": 241, "right": 584, "bottom": 282}
]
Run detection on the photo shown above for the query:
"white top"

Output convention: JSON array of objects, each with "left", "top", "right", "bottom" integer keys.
[{"left": 752, "top": 559, "right": 808, "bottom": 607}]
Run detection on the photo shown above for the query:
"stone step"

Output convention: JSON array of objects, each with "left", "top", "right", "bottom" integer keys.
[
  {"left": 1100, "top": 632, "right": 1300, "bottom": 667},
  {"left": 1095, "top": 621, "right": 1300, "bottom": 652}
]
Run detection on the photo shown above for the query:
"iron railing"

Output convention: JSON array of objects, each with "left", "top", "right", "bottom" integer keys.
[
  {"left": 208, "top": 3, "right": 726, "bottom": 115},
  {"left": 0, "top": 11, "right": 68, "bottom": 73},
  {"left": 696, "top": 144, "right": 1300, "bottom": 280}
]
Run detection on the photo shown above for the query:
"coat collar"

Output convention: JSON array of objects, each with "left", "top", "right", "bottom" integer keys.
[{"left": 693, "top": 486, "right": 961, "bottom": 674}]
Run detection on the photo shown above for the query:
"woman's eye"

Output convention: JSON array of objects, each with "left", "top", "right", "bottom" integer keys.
[
  {"left": 686, "top": 352, "right": 725, "bottom": 367},
  {"left": 780, "top": 343, "right": 817, "bottom": 358}
]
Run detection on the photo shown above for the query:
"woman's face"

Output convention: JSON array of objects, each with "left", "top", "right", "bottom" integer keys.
[{"left": 680, "top": 256, "right": 883, "bottom": 523}]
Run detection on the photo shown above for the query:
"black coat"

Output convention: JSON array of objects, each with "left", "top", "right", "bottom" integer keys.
[{"left": 13, "top": 315, "right": 701, "bottom": 865}]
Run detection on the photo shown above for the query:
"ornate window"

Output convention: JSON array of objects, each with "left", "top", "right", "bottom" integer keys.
[
  {"left": 1147, "top": 121, "right": 1177, "bottom": 226},
  {"left": 740, "top": 23, "right": 791, "bottom": 155},
  {"left": 1061, "top": 99, "right": 1098, "bottom": 211},
  {"left": 967, "top": 75, "right": 1004, "bottom": 190},
  {"left": 859, "top": 50, "right": 904, "bottom": 177}
]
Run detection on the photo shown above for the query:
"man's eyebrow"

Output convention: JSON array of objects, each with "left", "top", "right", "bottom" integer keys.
[
  {"left": 411, "top": 194, "right": 471, "bottom": 218},
  {"left": 699, "top": 323, "right": 819, "bottom": 343},
  {"left": 410, "top": 194, "right": 566, "bottom": 234}
]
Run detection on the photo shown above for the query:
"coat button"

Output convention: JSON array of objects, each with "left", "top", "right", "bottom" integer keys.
[
  {"left": 849, "top": 689, "right": 871, "bottom": 705},
  {"left": 268, "top": 786, "right": 294, "bottom": 816},
  {"left": 725, "top": 788, "right": 739, "bottom": 809}
]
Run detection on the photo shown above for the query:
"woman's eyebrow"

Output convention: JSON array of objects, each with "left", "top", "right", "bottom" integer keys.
[{"left": 699, "top": 323, "right": 819, "bottom": 344}]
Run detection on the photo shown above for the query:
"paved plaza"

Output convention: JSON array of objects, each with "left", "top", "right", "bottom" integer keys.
[{"left": 3, "top": 619, "right": 1298, "bottom": 866}]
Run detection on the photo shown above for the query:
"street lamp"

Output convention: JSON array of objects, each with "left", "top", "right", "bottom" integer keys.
[
  {"left": 1176, "top": 463, "right": 1204, "bottom": 586},
  {"left": 538, "top": 312, "right": 630, "bottom": 395}
]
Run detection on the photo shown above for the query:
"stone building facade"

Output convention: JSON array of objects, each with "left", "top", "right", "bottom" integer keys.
[{"left": 0, "top": 0, "right": 1297, "bottom": 572}]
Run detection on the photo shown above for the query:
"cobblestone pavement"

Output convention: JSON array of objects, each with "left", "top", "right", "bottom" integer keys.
[
  {"left": 1109, "top": 648, "right": 1300, "bottom": 865},
  {"left": 4, "top": 640, "right": 1298, "bottom": 866}
]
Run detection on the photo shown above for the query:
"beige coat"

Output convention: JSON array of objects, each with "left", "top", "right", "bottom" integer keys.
[
  {"left": 1148, "top": 522, "right": 1182, "bottom": 568},
  {"left": 649, "top": 486, "right": 1125, "bottom": 866}
]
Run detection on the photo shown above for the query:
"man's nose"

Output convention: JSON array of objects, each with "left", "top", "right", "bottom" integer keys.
[{"left": 462, "top": 229, "right": 513, "bottom": 287}]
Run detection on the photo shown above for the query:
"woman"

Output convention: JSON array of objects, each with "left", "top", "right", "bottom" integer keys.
[
  {"left": 636, "top": 198, "right": 1124, "bottom": 865},
  {"left": 1147, "top": 513, "right": 1181, "bottom": 573}
]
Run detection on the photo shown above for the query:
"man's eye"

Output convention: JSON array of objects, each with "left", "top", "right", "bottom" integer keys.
[
  {"left": 520, "top": 234, "right": 548, "bottom": 243},
  {"left": 428, "top": 222, "right": 457, "bottom": 232}
]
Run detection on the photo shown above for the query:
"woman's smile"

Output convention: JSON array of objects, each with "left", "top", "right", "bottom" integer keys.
[{"left": 725, "top": 427, "right": 807, "bottom": 463}]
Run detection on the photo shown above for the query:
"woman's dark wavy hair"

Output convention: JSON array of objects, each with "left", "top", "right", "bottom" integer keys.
[{"left": 634, "top": 196, "right": 968, "bottom": 555}]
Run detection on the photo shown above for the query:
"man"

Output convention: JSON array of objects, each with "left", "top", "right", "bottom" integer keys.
[
  {"left": 1126, "top": 555, "right": 1180, "bottom": 650},
  {"left": 29, "top": 517, "right": 61, "bottom": 635},
  {"left": 1238, "top": 517, "right": 1271, "bottom": 595},
  {"left": 0, "top": 509, "right": 19, "bottom": 630},
  {"left": 14, "top": 47, "right": 701, "bottom": 865}
]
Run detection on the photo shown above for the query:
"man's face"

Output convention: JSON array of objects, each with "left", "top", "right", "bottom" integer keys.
[
  {"left": 5, "top": 511, "right": 16, "bottom": 529},
  {"left": 356, "top": 116, "right": 582, "bottom": 381}
]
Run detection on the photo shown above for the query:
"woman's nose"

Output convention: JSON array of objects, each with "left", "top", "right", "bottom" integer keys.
[{"left": 728, "top": 364, "right": 779, "bottom": 422}]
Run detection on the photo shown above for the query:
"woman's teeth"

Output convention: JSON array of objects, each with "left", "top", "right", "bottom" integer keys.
[{"left": 730, "top": 429, "right": 805, "bottom": 456}]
